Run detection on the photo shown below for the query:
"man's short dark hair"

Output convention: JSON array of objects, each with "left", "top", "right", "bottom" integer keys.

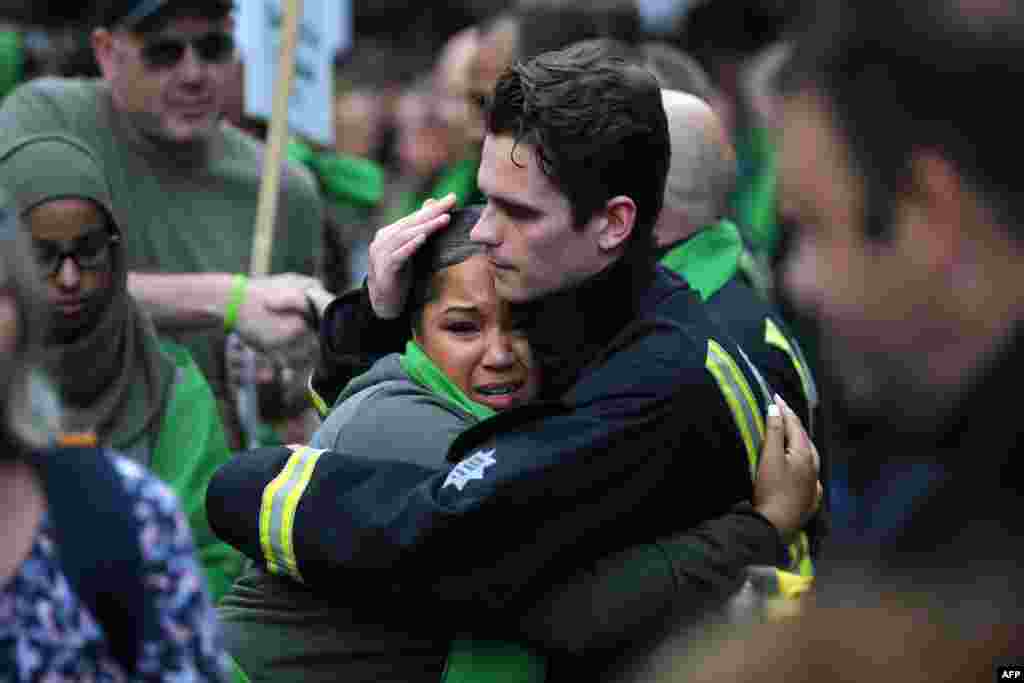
[
  {"left": 486, "top": 41, "right": 670, "bottom": 256},
  {"left": 780, "top": 0, "right": 1024, "bottom": 243}
]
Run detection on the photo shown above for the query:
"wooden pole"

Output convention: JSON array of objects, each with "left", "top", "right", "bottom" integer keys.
[{"left": 250, "top": 0, "right": 303, "bottom": 277}]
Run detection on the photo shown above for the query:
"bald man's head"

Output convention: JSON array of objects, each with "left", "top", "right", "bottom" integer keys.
[{"left": 656, "top": 89, "right": 737, "bottom": 247}]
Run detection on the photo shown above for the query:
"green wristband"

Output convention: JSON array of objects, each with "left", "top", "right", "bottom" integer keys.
[{"left": 224, "top": 274, "right": 249, "bottom": 332}]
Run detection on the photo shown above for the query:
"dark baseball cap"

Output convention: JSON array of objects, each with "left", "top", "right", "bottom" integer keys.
[{"left": 97, "top": 0, "right": 234, "bottom": 32}]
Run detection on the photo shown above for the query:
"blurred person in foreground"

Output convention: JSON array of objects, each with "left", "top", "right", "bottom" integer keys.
[
  {"left": 629, "top": 0, "right": 1024, "bottom": 678},
  {"left": 215, "top": 42, "right": 822, "bottom": 680},
  {"left": 776, "top": 0, "right": 1024, "bottom": 583},
  {"left": 0, "top": 192, "right": 228, "bottom": 680},
  {"left": 0, "top": 133, "right": 243, "bottom": 603},
  {"left": 0, "top": 0, "right": 325, "bottom": 446}
]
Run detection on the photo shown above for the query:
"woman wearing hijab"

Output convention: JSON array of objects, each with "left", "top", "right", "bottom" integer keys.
[
  {"left": 0, "top": 133, "right": 242, "bottom": 602},
  {"left": 0, "top": 191, "right": 228, "bottom": 680}
]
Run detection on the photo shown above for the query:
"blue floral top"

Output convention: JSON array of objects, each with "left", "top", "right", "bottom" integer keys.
[{"left": 0, "top": 456, "right": 229, "bottom": 681}]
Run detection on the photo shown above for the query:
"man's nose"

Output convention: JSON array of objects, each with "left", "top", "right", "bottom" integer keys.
[
  {"left": 178, "top": 45, "right": 206, "bottom": 82},
  {"left": 470, "top": 208, "right": 500, "bottom": 247},
  {"left": 55, "top": 256, "right": 82, "bottom": 290}
]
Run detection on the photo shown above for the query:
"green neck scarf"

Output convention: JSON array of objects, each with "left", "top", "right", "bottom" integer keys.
[
  {"left": 399, "top": 340, "right": 495, "bottom": 421},
  {"left": 287, "top": 139, "right": 383, "bottom": 207},
  {"left": 661, "top": 219, "right": 743, "bottom": 302}
]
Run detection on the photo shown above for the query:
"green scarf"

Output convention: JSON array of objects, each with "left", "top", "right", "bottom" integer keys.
[
  {"left": 287, "top": 139, "right": 384, "bottom": 207},
  {"left": 0, "top": 134, "right": 174, "bottom": 460},
  {"left": 399, "top": 339, "right": 495, "bottom": 421},
  {"left": 661, "top": 219, "right": 743, "bottom": 302}
]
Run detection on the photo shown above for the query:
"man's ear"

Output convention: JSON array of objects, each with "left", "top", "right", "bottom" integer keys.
[
  {"left": 91, "top": 28, "right": 116, "bottom": 79},
  {"left": 597, "top": 196, "right": 637, "bottom": 252}
]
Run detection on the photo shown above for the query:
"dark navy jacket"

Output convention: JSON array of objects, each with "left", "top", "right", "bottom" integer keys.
[{"left": 209, "top": 260, "right": 793, "bottom": 647}]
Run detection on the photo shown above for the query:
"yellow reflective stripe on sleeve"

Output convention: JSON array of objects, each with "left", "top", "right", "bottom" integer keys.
[
  {"left": 278, "top": 448, "right": 324, "bottom": 581},
  {"left": 258, "top": 446, "right": 325, "bottom": 582},
  {"left": 765, "top": 318, "right": 818, "bottom": 407},
  {"left": 706, "top": 339, "right": 762, "bottom": 478},
  {"left": 707, "top": 340, "right": 816, "bottom": 581},
  {"left": 718, "top": 343, "right": 766, "bottom": 443},
  {"left": 259, "top": 446, "right": 306, "bottom": 576}
]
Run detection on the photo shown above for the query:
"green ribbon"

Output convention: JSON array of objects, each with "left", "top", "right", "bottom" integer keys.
[
  {"left": 287, "top": 140, "right": 383, "bottom": 207},
  {"left": 399, "top": 339, "right": 495, "bottom": 421},
  {"left": 661, "top": 219, "right": 743, "bottom": 302}
]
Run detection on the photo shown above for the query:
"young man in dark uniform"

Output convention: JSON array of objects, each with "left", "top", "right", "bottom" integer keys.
[{"left": 209, "top": 43, "right": 821, "bottom": 677}]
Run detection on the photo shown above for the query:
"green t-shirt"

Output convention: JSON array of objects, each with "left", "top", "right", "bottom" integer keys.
[{"left": 0, "top": 78, "right": 324, "bottom": 397}]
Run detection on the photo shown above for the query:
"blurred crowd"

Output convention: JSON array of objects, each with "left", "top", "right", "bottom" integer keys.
[{"left": 0, "top": 0, "right": 1021, "bottom": 681}]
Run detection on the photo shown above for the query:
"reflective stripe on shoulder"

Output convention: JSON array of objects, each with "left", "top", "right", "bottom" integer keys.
[
  {"left": 706, "top": 338, "right": 764, "bottom": 478},
  {"left": 765, "top": 318, "right": 819, "bottom": 408},
  {"left": 258, "top": 445, "right": 326, "bottom": 582},
  {"left": 707, "top": 339, "right": 816, "bottom": 579}
]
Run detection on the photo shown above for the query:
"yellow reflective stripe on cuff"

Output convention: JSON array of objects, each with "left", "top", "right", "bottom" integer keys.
[
  {"left": 765, "top": 318, "right": 818, "bottom": 406},
  {"left": 706, "top": 339, "right": 762, "bottom": 477},
  {"left": 259, "top": 446, "right": 306, "bottom": 576},
  {"left": 259, "top": 446, "right": 325, "bottom": 582},
  {"left": 278, "top": 448, "right": 324, "bottom": 581}
]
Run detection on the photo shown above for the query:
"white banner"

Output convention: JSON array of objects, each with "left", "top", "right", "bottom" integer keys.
[{"left": 235, "top": 0, "right": 351, "bottom": 146}]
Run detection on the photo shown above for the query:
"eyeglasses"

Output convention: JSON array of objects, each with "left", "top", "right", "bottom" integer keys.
[
  {"left": 32, "top": 231, "right": 120, "bottom": 278},
  {"left": 139, "top": 31, "right": 235, "bottom": 70}
]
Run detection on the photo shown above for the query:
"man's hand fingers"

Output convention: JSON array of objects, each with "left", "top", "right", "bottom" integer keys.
[
  {"left": 391, "top": 231, "right": 428, "bottom": 265},
  {"left": 381, "top": 193, "right": 457, "bottom": 237},
  {"left": 389, "top": 213, "right": 451, "bottom": 259}
]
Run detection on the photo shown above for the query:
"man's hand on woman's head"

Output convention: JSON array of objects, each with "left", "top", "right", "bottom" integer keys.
[
  {"left": 367, "top": 193, "right": 457, "bottom": 319},
  {"left": 754, "top": 394, "right": 822, "bottom": 545}
]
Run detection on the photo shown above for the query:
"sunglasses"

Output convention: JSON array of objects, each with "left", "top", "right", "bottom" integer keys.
[
  {"left": 33, "top": 231, "right": 120, "bottom": 278},
  {"left": 139, "top": 31, "right": 235, "bottom": 70}
]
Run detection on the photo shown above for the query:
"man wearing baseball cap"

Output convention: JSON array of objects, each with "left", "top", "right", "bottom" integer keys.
[{"left": 0, "top": 0, "right": 325, "bottom": 447}]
